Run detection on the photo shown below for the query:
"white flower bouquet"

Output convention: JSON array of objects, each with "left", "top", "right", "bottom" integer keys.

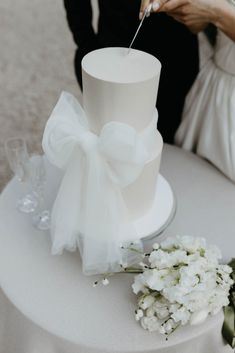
[{"left": 131, "top": 236, "right": 233, "bottom": 337}]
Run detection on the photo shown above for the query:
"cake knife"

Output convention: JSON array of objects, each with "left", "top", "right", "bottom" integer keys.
[{"left": 127, "top": 4, "right": 153, "bottom": 54}]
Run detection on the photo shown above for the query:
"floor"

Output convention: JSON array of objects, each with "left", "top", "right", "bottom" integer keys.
[{"left": 0, "top": 0, "right": 98, "bottom": 191}]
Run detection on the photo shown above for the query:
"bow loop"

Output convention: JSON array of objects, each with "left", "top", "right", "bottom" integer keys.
[{"left": 42, "top": 91, "right": 88, "bottom": 169}]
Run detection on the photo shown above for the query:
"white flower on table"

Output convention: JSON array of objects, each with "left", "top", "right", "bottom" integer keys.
[
  {"left": 135, "top": 309, "right": 144, "bottom": 321},
  {"left": 177, "top": 235, "right": 207, "bottom": 253},
  {"left": 138, "top": 294, "right": 155, "bottom": 310},
  {"left": 171, "top": 306, "right": 191, "bottom": 325},
  {"left": 141, "top": 316, "right": 160, "bottom": 332},
  {"left": 132, "top": 235, "right": 234, "bottom": 338}
]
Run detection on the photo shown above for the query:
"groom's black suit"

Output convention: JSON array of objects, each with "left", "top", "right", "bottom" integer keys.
[{"left": 63, "top": 0, "right": 199, "bottom": 144}]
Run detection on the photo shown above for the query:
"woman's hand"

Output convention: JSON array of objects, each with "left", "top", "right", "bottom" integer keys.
[
  {"left": 159, "top": 0, "right": 218, "bottom": 31},
  {"left": 139, "top": 0, "right": 168, "bottom": 19},
  {"left": 140, "top": 0, "right": 217, "bottom": 32},
  {"left": 140, "top": 0, "right": 235, "bottom": 41}
]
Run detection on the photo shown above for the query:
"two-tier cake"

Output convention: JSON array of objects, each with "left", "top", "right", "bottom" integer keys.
[{"left": 42, "top": 47, "right": 174, "bottom": 275}]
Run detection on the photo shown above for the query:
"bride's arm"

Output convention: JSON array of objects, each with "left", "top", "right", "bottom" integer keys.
[
  {"left": 140, "top": 0, "right": 235, "bottom": 42},
  {"left": 213, "top": 0, "right": 235, "bottom": 42}
]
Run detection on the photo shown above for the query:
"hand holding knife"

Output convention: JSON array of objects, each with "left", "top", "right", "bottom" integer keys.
[{"left": 127, "top": 3, "right": 153, "bottom": 54}]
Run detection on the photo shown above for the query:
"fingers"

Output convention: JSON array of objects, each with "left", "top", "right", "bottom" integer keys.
[
  {"left": 167, "top": 11, "right": 209, "bottom": 32},
  {"left": 139, "top": 0, "right": 172, "bottom": 19},
  {"left": 139, "top": 0, "right": 183, "bottom": 18},
  {"left": 160, "top": 0, "right": 188, "bottom": 12},
  {"left": 139, "top": 0, "right": 151, "bottom": 19},
  {"left": 151, "top": 0, "right": 171, "bottom": 12}
]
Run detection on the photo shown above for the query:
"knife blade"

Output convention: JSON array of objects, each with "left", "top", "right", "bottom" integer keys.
[{"left": 127, "top": 4, "right": 152, "bottom": 54}]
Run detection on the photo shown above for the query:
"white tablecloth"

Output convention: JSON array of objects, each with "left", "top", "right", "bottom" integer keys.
[{"left": 0, "top": 144, "right": 234, "bottom": 353}]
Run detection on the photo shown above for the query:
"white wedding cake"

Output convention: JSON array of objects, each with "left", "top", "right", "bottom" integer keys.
[
  {"left": 82, "top": 47, "right": 162, "bottom": 219},
  {"left": 42, "top": 47, "right": 174, "bottom": 275}
]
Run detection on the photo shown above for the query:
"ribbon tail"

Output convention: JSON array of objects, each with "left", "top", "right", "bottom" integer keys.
[
  {"left": 50, "top": 148, "right": 84, "bottom": 255},
  {"left": 80, "top": 152, "right": 142, "bottom": 275}
]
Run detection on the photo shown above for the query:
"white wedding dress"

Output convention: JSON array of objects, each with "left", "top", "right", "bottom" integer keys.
[{"left": 175, "top": 30, "right": 235, "bottom": 183}]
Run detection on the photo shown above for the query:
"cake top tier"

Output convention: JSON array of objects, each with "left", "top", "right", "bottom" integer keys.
[{"left": 82, "top": 47, "right": 161, "bottom": 84}]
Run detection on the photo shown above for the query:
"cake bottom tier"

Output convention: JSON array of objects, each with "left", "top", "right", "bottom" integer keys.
[{"left": 122, "top": 174, "right": 176, "bottom": 242}]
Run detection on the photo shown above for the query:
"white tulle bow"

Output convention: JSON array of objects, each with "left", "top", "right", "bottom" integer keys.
[{"left": 42, "top": 91, "right": 158, "bottom": 275}]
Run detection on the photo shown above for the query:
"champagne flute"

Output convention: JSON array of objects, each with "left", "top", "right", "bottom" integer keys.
[
  {"left": 29, "top": 154, "right": 51, "bottom": 231},
  {"left": 4, "top": 137, "right": 38, "bottom": 213}
]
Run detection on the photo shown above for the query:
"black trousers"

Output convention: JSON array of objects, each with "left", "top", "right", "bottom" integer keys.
[{"left": 64, "top": 0, "right": 199, "bottom": 144}]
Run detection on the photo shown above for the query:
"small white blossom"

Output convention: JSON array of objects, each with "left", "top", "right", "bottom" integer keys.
[
  {"left": 146, "top": 306, "right": 155, "bottom": 317},
  {"left": 160, "top": 237, "right": 178, "bottom": 251},
  {"left": 132, "top": 274, "right": 148, "bottom": 294},
  {"left": 135, "top": 309, "right": 144, "bottom": 321},
  {"left": 156, "top": 306, "right": 169, "bottom": 320},
  {"left": 141, "top": 316, "right": 160, "bottom": 332},
  {"left": 171, "top": 306, "right": 191, "bottom": 325},
  {"left": 220, "top": 264, "right": 233, "bottom": 274},
  {"left": 177, "top": 235, "right": 207, "bottom": 253},
  {"left": 139, "top": 262, "right": 147, "bottom": 268},
  {"left": 139, "top": 294, "right": 155, "bottom": 310},
  {"left": 165, "top": 319, "right": 175, "bottom": 333},
  {"left": 159, "top": 325, "right": 166, "bottom": 335},
  {"left": 119, "top": 261, "right": 128, "bottom": 269},
  {"left": 152, "top": 243, "right": 160, "bottom": 250},
  {"left": 102, "top": 278, "right": 109, "bottom": 286}
]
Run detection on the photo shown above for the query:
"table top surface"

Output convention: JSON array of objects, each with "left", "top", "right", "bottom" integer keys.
[{"left": 0, "top": 144, "right": 234, "bottom": 352}]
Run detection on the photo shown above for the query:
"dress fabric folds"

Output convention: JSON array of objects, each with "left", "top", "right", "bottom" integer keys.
[{"left": 175, "top": 31, "right": 235, "bottom": 183}]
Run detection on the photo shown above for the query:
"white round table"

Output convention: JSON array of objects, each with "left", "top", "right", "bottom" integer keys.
[{"left": 0, "top": 144, "right": 234, "bottom": 353}]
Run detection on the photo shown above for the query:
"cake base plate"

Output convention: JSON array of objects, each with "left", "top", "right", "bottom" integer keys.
[{"left": 122, "top": 174, "right": 176, "bottom": 242}]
